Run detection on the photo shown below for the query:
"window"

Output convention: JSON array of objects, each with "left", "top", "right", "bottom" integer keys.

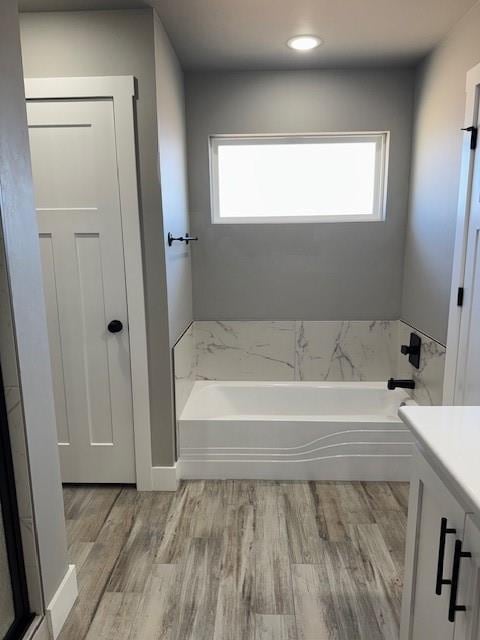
[{"left": 209, "top": 133, "right": 389, "bottom": 224}]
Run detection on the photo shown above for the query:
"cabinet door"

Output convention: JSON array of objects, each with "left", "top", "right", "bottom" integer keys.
[
  {"left": 401, "top": 451, "right": 466, "bottom": 640},
  {"left": 453, "top": 515, "right": 480, "bottom": 640}
]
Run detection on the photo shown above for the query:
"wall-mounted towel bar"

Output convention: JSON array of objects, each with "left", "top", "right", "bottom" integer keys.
[{"left": 167, "top": 232, "right": 198, "bottom": 247}]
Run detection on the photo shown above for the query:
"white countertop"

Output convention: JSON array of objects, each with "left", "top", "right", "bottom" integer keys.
[{"left": 400, "top": 405, "right": 480, "bottom": 520}]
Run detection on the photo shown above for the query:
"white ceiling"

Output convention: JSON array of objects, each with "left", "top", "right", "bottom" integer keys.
[{"left": 18, "top": 0, "right": 478, "bottom": 70}]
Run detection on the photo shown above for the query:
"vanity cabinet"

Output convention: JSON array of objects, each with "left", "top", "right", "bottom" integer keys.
[
  {"left": 401, "top": 449, "right": 479, "bottom": 640},
  {"left": 453, "top": 516, "right": 480, "bottom": 640}
]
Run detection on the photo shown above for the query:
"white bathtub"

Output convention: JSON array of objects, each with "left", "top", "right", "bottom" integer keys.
[{"left": 179, "top": 381, "right": 414, "bottom": 481}]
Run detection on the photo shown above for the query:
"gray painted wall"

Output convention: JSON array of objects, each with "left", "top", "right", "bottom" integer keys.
[
  {"left": 0, "top": 0, "right": 68, "bottom": 605},
  {"left": 401, "top": 3, "right": 480, "bottom": 345},
  {"left": 185, "top": 69, "right": 415, "bottom": 321},
  {"left": 154, "top": 12, "right": 193, "bottom": 346},
  {"left": 19, "top": 9, "right": 188, "bottom": 467}
]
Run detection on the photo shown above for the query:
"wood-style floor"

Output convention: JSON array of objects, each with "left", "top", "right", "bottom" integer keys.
[{"left": 60, "top": 480, "right": 409, "bottom": 640}]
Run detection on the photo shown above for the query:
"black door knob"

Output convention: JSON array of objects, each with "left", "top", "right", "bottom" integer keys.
[{"left": 107, "top": 320, "right": 123, "bottom": 334}]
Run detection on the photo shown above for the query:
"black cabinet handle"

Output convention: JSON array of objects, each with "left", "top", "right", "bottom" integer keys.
[
  {"left": 448, "top": 539, "right": 471, "bottom": 622},
  {"left": 436, "top": 518, "right": 456, "bottom": 595}
]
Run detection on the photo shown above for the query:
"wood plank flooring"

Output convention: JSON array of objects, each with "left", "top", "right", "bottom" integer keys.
[{"left": 59, "top": 481, "right": 409, "bottom": 640}]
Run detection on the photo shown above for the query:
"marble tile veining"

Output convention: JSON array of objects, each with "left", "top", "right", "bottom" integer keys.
[
  {"left": 295, "top": 320, "right": 398, "bottom": 382},
  {"left": 195, "top": 321, "right": 295, "bottom": 381}
]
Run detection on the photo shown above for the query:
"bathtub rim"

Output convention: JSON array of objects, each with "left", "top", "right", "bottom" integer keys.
[{"left": 180, "top": 379, "right": 414, "bottom": 422}]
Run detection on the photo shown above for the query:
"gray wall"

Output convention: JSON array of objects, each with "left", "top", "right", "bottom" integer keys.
[
  {"left": 185, "top": 69, "right": 415, "bottom": 321},
  {"left": 154, "top": 11, "right": 193, "bottom": 346},
  {"left": 0, "top": 0, "right": 68, "bottom": 605},
  {"left": 401, "top": 3, "right": 480, "bottom": 345},
  {"left": 19, "top": 9, "right": 183, "bottom": 467}
]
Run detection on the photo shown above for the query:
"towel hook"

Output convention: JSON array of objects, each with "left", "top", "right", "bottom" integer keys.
[{"left": 167, "top": 232, "right": 198, "bottom": 247}]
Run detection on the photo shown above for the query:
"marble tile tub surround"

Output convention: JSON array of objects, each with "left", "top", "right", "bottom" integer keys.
[
  {"left": 172, "top": 322, "right": 195, "bottom": 420},
  {"left": 173, "top": 320, "right": 446, "bottom": 411},
  {"left": 195, "top": 321, "right": 296, "bottom": 381},
  {"left": 397, "top": 321, "right": 446, "bottom": 406},
  {"left": 295, "top": 320, "right": 398, "bottom": 382},
  {"left": 194, "top": 320, "right": 397, "bottom": 382}
]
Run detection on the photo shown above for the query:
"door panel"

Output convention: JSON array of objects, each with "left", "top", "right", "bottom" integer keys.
[
  {"left": 27, "top": 99, "right": 135, "bottom": 483},
  {"left": 456, "top": 105, "right": 480, "bottom": 404},
  {"left": 76, "top": 233, "right": 115, "bottom": 445},
  {"left": 39, "top": 233, "right": 70, "bottom": 445},
  {"left": 29, "top": 120, "right": 97, "bottom": 209}
]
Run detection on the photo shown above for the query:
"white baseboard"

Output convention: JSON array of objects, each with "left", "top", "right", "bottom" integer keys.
[
  {"left": 151, "top": 462, "right": 181, "bottom": 491},
  {"left": 46, "top": 564, "right": 77, "bottom": 639}
]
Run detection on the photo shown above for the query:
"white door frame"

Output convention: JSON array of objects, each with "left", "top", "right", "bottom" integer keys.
[
  {"left": 444, "top": 62, "right": 480, "bottom": 404},
  {"left": 25, "top": 76, "right": 153, "bottom": 489}
]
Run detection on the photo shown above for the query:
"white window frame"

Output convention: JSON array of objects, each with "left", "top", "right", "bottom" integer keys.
[{"left": 209, "top": 132, "right": 390, "bottom": 224}]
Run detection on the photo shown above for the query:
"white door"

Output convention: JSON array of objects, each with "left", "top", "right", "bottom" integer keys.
[
  {"left": 455, "top": 101, "right": 480, "bottom": 404},
  {"left": 27, "top": 99, "right": 135, "bottom": 483}
]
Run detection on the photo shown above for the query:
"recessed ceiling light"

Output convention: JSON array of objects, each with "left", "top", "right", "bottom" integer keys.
[{"left": 287, "top": 35, "right": 322, "bottom": 51}]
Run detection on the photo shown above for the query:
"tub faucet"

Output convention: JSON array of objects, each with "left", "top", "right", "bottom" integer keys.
[{"left": 387, "top": 378, "right": 415, "bottom": 390}]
